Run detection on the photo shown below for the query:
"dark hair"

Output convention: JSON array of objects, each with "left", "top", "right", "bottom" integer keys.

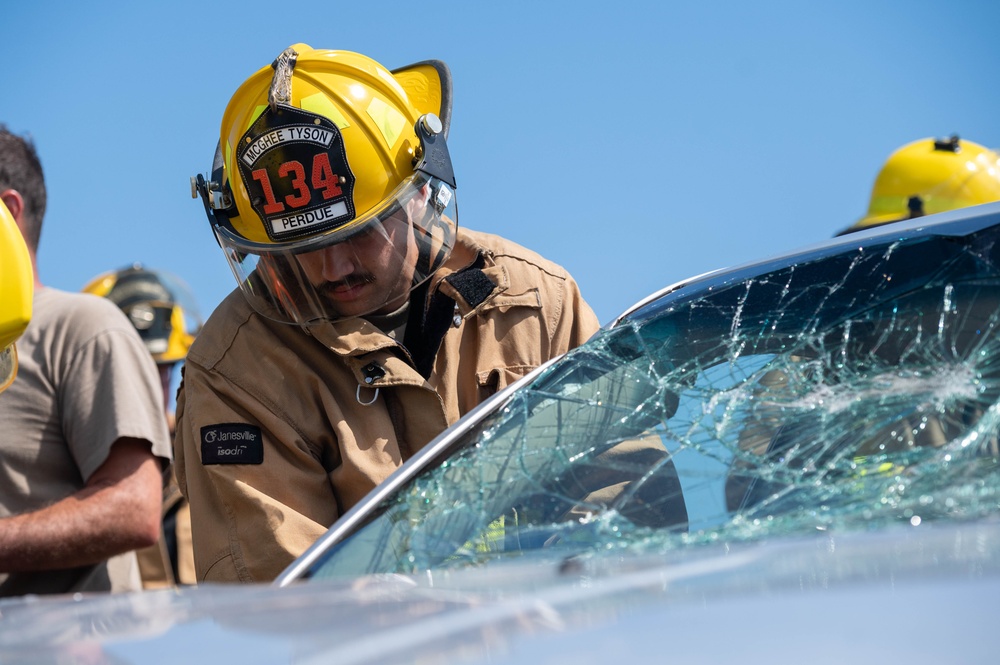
[{"left": 0, "top": 124, "right": 47, "bottom": 251}]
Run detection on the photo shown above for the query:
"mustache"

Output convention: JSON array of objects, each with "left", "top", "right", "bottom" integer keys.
[{"left": 318, "top": 273, "right": 377, "bottom": 295}]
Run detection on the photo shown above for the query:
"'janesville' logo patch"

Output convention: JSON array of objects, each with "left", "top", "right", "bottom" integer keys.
[{"left": 201, "top": 423, "right": 263, "bottom": 465}]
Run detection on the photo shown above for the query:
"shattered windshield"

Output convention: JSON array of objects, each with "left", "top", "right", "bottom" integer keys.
[{"left": 310, "top": 221, "right": 1000, "bottom": 580}]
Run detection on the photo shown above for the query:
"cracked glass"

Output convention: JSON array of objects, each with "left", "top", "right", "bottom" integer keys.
[{"left": 310, "top": 220, "right": 1000, "bottom": 579}]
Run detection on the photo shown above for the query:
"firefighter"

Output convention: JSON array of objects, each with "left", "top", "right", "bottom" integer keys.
[
  {"left": 0, "top": 125, "right": 170, "bottom": 596},
  {"left": 178, "top": 45, "right": 600, "bottom": 582}
]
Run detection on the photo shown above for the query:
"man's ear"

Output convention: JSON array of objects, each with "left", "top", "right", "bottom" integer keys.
[{"left": 0, "top": 190, "right": 25, "bottom": 226}]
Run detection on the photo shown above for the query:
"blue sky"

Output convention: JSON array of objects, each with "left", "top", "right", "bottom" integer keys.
[{"left": 3, "top": 0, "right": 999, "bottom": 326}]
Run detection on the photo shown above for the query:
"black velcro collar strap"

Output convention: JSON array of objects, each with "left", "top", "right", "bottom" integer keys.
[{"left": 444, "top": 256, "right": 496, "bottom": 309}]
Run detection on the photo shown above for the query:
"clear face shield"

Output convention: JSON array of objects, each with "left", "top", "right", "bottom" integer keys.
[
  {"left": 214, "top": 172, "right": 457, "bottom": 325},
  {"left": 105, "top": 268, "right": 202, "bottom": 359}
]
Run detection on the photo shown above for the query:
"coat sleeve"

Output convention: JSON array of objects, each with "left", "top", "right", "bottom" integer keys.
[
  {"left": 549, "top": 270, "right": 601, "bottom": 354},
  {"left": 174, "top": 361, "right": 340, "bottom": 583}
]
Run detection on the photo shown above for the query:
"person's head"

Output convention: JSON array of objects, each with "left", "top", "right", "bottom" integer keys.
[
  {"left": 0, "top": 125, "right": 47, "bottom": 256},
  {"left": 192, "top": 45, "right": 458, "bottom": 326},
  {"left": 838, "top": 135, "right": 1000, "bottom": 236},
  {"left": 83, "top": 265, "right": 202, "bottom": 412},
  {"left": 0, "top": 198, "right": 33, "bottom": 393}
]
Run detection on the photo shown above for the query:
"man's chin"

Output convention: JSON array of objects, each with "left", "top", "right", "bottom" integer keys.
[{"left": 315, "top": 289, "right": 370, "bottom": 317}]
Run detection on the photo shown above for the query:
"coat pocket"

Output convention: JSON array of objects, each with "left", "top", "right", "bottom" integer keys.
[{"left": 476, "top": 364, "right": 536, "bottom": 402}]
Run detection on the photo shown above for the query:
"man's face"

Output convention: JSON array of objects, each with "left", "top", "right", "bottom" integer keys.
[{"left": 295, "top": 209, "right": 419, "bottom": 319}]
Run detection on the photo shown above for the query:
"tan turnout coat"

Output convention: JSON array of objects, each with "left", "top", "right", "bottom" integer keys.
[{"left": 174, "top": 227, "right": 599, "bottom": 582}]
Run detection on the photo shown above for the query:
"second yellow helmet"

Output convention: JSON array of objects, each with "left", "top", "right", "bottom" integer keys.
[{"left": 845, "top": 135, "right": 1000, "bottom": 234}]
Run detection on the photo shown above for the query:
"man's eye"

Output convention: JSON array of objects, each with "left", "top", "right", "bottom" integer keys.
[{"left": 349, "top": 224, "right": 380, "bottom": 242}]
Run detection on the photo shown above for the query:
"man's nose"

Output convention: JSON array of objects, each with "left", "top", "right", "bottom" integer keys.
[{"left": 316, "top": 243, "right": 359, "bottom": 282}]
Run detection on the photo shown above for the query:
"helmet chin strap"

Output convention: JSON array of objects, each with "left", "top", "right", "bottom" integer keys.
[{"left": 411, "top": 203, "right": 452, "bottom": 279}]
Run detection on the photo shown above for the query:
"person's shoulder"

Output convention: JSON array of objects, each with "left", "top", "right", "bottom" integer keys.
[
  {"left": 35, "top": 286, "right": 134, "bottom": 334},
  {"left": 38, "top": 286, "right": 116, "bottom": 311},
  {"left": 25, "top": 287, "right": 151, "bottom": 365},
  {"left": 458, "top": 227, "right": 572, "bottom": 279},
  {"left": 187, "top": 286, "right": 269, "bottom": 369}
]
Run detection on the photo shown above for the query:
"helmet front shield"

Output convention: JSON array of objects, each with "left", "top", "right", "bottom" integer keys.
[{"left": 82, "top": 266, "right": 203, "bottom": 364}]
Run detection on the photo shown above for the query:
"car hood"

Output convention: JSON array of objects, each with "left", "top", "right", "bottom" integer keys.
[{"left": 1, "top": 520, "right": 998, "bottom": 665}]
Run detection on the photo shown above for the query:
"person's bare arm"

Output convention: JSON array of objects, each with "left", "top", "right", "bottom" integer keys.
[{"left": 0, "top": 438, "right": 162, "bottom": 572}]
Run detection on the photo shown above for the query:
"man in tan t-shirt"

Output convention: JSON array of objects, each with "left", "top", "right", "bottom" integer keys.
[{"left": 0, "top": 124, "right": 172, "bottom": 596}]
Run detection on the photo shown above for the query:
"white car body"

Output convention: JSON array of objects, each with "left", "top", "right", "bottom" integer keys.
[{"left": 4, "top": 203, "right": 1000, "bottom": 663}]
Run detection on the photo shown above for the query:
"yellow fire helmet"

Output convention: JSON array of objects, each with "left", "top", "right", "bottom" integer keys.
[
  {"left": 192, "top": 44, "right": 457, "bottom": 325},
  {"left": 0, "top": 198, "right": 32, "bottom": 393},
  {"left": 83, "top": 265, "right": 202, "bottom": 364},
  {"left": 841, "top": 135, "right": 1000, "bottom": 235}
]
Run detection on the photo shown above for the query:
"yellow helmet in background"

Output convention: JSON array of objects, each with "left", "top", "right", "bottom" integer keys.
[
  {"left": 0, "top": 199, "right": 33, "bottom": 393},
  {"left": 83, "top": 265, "right": 202, "bottom": 364},
  {"left": 844, "top": 135, "right": 1000, "bottom": 234},
  {"left": 192, "top": 44, "right": 458, "bottom": 325}
]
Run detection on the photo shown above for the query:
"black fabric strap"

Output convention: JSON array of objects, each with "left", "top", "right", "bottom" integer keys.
[
  {"left": 403, "top": 256, "right": 496, "bottom": 378},
  {"left": 445, "top": 257, "right": 494, "bottom": 308},
  {"left": 404, "top": 280, "right": 454, "bottom": 378}
]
